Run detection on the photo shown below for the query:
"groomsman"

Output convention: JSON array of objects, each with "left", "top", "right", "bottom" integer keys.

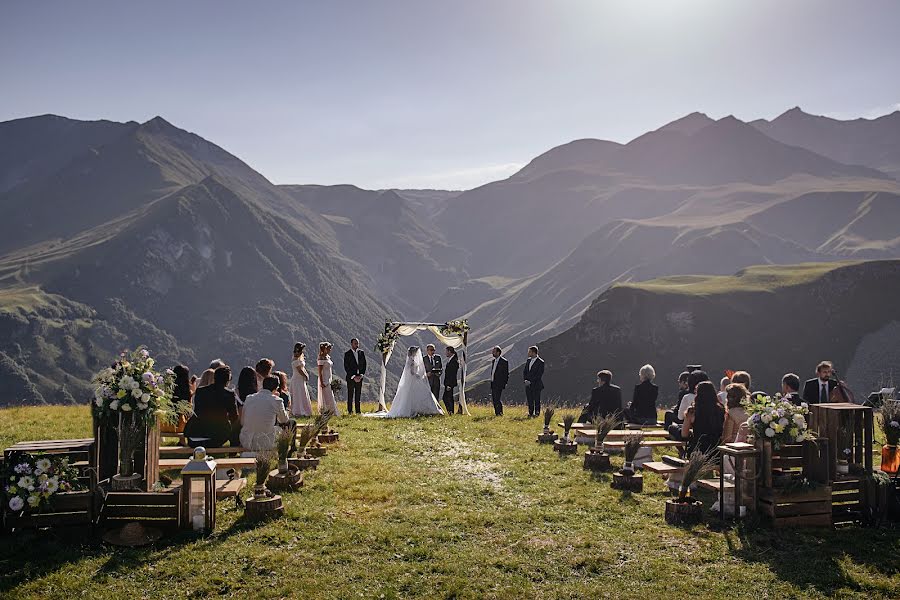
[
  {"left": 489, "top": 346, "right": 509, "bottom": 416},
  {"left": 423, "top": 344, "right": 443, "bottom": 400},
  {"left": 802, "top": 360, "right": 837, "bottom": 405},
  {"left": 343, "top": 338, "right": 367, "bottom": 414},
  {"left": 523, "top": 345, "right": 545, "bottom": 417},
  {"left": 443, "top": 346, "right": 460, "bottom": 414}
]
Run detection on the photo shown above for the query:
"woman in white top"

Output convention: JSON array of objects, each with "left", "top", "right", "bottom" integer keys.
[
  {"left": 317, "top": 341, "right": 339, "bottom": 415},
  {"left": 290, "top": 342, "right": 313, "bottom": 417}
]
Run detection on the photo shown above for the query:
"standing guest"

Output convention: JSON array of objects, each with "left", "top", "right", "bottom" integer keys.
[
  {"left": 664, "top": 371, "right": 691, "bottom": 429},
  {"left": 275, "top": 370, "right": 291, "bottom": 411},
  {"left": 625, "top": 364, "right": 659, "bottom": 425},
  {"left": 235, "top": 366, "right": 258, "bottom": 415},
  {"left": 197, "top": 368, "right": 216, "bottom": 388},
  {"left": 718, "top": 376, "right": 731, "bottom": 404},
  {"left": 184, "top": 366, "right": 240, "bottom": 448},
  {"left": 289, "top": 343, "right": 313, "bottom": 417},
  {"left": 255, "top": 359, "right": 275, "bottom": 391},
  {"left": 317, "top": 342, "right": 339, "bottom": 415},
  {"left": 802, "top": 361, "right": 837, "bottom": 405},
  {"left": 240, "top": 376, "right": 295, "bottom": 452},
  {"left": 722, "top": 383, "right": 749, "bottom": 444},
  {"left": 442, "top": 346, "right": 460, "bottom": 415},
  {"left": 343, "top": 338, "right": 367, "bottom": 414},
  {"left": 668, "top": 370, "right": 710, "bottom": 441},
  {"left": 489, "top": 346, "right": 509, "bottom": 416},
  {"left": 523, "top": 346, "right": 545, "bottom": 418},
  {"left": 681, "top": 381, "right": 725, "bottom": 455},
  {"left": 423, "top": 344, "right": 443, "bottom": 401},
  {"left": 579, "top": 370, "right": 623, "bottom": 423},
  {"left": 208, "top": 358, "right": 226, "bottom": 370},
  {"left": 782, "top": 373, "right": 803, "bottom": 405}
]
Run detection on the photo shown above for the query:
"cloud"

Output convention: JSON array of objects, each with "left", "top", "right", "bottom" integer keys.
[{"left": 373, "top": 162, "right": 524, "bottom": 191}]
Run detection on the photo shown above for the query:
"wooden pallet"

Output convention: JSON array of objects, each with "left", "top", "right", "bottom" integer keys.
[
  {"left": 5, "top": 439, "right": 95, "bottom": 490},
  {"left": 3, "top": 490, "right": 93, "bottom": 532},
  {"left": 98, "top": 484, "right": 181, "bottom": 528},
  {"left": 758, "top": 485, "right": 832, "bottom": 528},
  {"left": 831, "top": 476, "right": 865, "bottom": 524}
]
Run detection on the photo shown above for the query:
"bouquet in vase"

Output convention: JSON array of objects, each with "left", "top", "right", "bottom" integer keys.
[{"left": 744, "top": 394, "right": 812, "bottom": 449}]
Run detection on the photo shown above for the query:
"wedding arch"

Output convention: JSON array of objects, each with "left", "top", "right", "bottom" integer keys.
[{"left": 375, "top": 320, "right": 471, "bottom": 415}]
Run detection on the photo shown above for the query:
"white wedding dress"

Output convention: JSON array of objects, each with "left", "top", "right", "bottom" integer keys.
[{"left": 371, "top": 349, "right": 444, "bottom": 418}]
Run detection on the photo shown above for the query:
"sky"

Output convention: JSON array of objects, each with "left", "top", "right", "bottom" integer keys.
[{"left": 2, "top": 0, "right": 900, "bottom": 190}]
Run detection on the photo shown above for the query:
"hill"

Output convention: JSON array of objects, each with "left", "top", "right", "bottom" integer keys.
[{"left": 473, "top": 260, "right": 900, "bottom": 406}]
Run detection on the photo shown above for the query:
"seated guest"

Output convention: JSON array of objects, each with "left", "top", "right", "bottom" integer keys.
[
  {"left": 255, "top": 358, "right": 275, "bottom": 391},
  {"left": 208, "top": 358, "right": 227, "bottom": 370},
  {"left": 240, "top": 376, "right": 295, "bottom": 452},
  {"left": 625, "top": 364, "right": 659, "bottom": 425},
  {"left": 722, "top": 383, "right": 749, "bottom": 444},
  {"left": 197, "top": 368, "right": 216, "bottom": 388},
  {"left": 668, "top": 370, "right": 710, "bottom": 441},
  {"left": 578, "top": 370, "right": 622, "bottom": 423},
  {"left": 802, "top": 361, "right": 837, "bottom": 405},
  {"left": 664, "top": 371, "right": 691, "bottom": 429},
  {"left": 184, "top": 367, "right": 240, "bottom": 448},
  {"left": 718, "top": 376, "right": 731, "bottom": 404},
  {"left": 275, "top": 370, "right": 291, "bottom": 411},
  {"left": 235, "top": 366, "right": 258, "bottom": 415},
  {"left": 782, "top": 373, "right": 803, "bottom": 405},
  {"left": 731, "top": 370, "right": 765, "bottom": 399},
  {"left": 172, "top": 365, "right": 193, "bottom": 406},
  {"left": 681, "top": 380, "right": 725, "bottom": 455}
]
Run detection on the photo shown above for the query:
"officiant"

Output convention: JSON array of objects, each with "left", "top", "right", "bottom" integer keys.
[{"left": 424, "top": 344, "right": 443, "bottom": 400}]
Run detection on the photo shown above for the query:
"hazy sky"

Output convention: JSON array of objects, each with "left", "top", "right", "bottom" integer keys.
[{"left": 3, "top": 1, "right": 900, "bottom": 189}]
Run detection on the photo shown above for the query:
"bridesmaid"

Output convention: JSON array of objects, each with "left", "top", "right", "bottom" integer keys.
[
  {"left": 317, "top": 341, "right": 339, "bottom": 415},
  {"left": 289, "top": 342, "right": 312, "bottom": 417}
]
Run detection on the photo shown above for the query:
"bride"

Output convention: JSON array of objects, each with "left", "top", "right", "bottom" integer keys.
[{"left": 381, "top": 346, "right": 444, "bottom": 418}]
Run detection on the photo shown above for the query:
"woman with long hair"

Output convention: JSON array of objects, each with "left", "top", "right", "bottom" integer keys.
[
  {"left": 197, "top": 368, "right": 216, "bottom": 388},
  {"left": 275, "top": 370, "right": 291, "bottom": 411},
  {"left": 681, "top": 380, "right": 725, "bottom": 455},
  {"left": 289, "top": 342, "right": 312, "bottom": 417},
  {"left": 235, "top": 366, "right": 258, "bottom": 410},
  {"left": 317, "top": 342, "right": 339, "bottom": 415}
]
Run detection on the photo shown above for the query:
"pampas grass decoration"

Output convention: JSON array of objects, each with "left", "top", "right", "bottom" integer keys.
[
  {"left": 255, "top": 451, "right": 274, "bottom": 489},
  {"left": 275, "top": 428, "right": 293, "bottom": 467},
  {"left": 562, "top": 413, "right": 576, "bottom": 441},
  {"left": 592, "top": 411, "right": 620, "bottom": 449},
  {"left": 677, "top": 450, "right": 718, "bottom": 501},
  {"left": 622, "top": 431, "right": 645, "bottom": 463},
  {"left": 543, "top": 406, "right": 556, "bottom": 430}
]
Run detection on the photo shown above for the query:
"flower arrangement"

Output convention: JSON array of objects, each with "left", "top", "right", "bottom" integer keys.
[
  {"left": 440, "top": 319, "right": 470, "bottom": 337},
  {"left": 744, "top": 394, "right": 811, "bottom": 449},
  {"left": 375, "top": 322, "right": 400, "bottom": 354},
  {"left": 330, "top": 378, "right": 343, "bottom": 393},
  {"left": 2, "top": 452, "right": 84, "bottom": 513},
  {"left": 91, "top": 347, "right": 191, "bottom": 427},
  {"left": 880, "top": 400, "right": 900, "bottom": 446}
]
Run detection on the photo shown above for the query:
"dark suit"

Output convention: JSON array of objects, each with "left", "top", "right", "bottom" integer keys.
[
  {"left": 784, "top": 391, "right": 803, "bottom": 406},
  {"left": 626, "top": 380, "right": 659, "bottom": 424},
  {"left": 489, "top": 356, "right": 509, "bottom": 416},
  {"left": 344, "top": 349, "right": 367, "bottom": 414},
  {"left": 802, "top": 378, "right": 837, "bottom": 405},
  {"left": 578, "top": 383, "right": 623, "bottom": 423},
  {"left": 443, "top": 354, "right": 460, "bottom": 414},
  {"left": 184, "top": 384, "right": 240, "bottom": 447},
  {"left": 424, "top": 353, "right": 443, "bottom": 401},
  {"left": 523, "top": 356, "right": 545, "bottom": 416}
]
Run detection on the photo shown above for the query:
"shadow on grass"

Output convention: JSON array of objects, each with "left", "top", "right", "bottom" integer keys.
[{"left": 725, "top": 521, "right": 900, "bottom": 595}]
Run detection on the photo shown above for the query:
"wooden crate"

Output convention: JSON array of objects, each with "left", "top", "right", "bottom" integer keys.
[
  {"left": 757, "top": 438, "right": 830, "bottom": 488},
  {"left": 5, "top": 439, "right": 95, "bottom": 490},
  {"left": 758, "top": 485, "right": 833, "bottom": 528},
  {"left": 809, "top": 403, "right": 874, "bottom": 480},
  {"left": 3, "top": 490, "right": 94, "bottom": 532},
  {"left": 831, "top": 476, "right": 866, "bottom": 525},
  {"left": 97, "top": 481, "right": 180, "bottom": 529},
  {"left": 93, "top": 416, "right": 161, "bottom": 492}
]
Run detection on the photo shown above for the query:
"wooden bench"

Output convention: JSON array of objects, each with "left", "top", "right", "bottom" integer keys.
[
  {"left": 216, "top": 477, "right": 247, "bottom": 499},
  {"left": 643, "top": 461, "right": 685, "bottom": 475},
  {"left": 577, "top": 429, "right": 669, "bottom": 440},
  {"left": 602, "top": 440, "right": 684, "bottom": 449},
  {"left": 159, "top": 446, "right": 248, "bottom": 457},
  {"left": 159, "top": 457, "right": 256, "bottom": 471}
]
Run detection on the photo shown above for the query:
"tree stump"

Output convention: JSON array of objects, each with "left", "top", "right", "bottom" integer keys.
[
  {"left": 289, "top": 456, "right": 319, "bottom": 471},
  {"left": 612, "top": 471, "right": 643, "bottom": 492},
  {"left": 665, "top": 499, "right": 703, "bottom": 525},
  {"left": 537, "top": 430, "right": 558, "bottom": 444},
  {"left": 245, "top": 494, "right": 284, "bottom": 521},
  {"left": 267, "top": 467, "right": 303, "bottom": 493},
  {"left": 317, "top": 431, "right": 339, "bottom": 444},
  {"left": 306, "top": 444, "right": 327, "bottom": 458},
  {"left": 583, "top": 449, "right": 611, "bottom": 471},
  {"left": 553, "top": 439, "right": 578, "bottom": 455}
]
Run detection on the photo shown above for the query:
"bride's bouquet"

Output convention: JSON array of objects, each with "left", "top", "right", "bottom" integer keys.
[{"left": 329, "top": 378, "right": 343, "bottom": 393}]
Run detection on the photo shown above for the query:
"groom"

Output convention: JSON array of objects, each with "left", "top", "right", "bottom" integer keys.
[
  {"left": 442, "top": 346, "right": 459, "bottom": 414},
  {"left": 343, "top": 338, "right": 366, "bottom": 414}
]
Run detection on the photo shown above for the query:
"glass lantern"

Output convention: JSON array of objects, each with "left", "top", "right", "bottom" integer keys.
[{"left": 180, "top": 447, "right": 217, "bottom": 533}]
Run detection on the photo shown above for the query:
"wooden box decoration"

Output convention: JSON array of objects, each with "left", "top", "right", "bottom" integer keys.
[
  {"left": 93, "top": 414, "right": 161, "bottom": 492},
  {"left": 757, "top": 484, "right": 833, "bottom": 528},
  {"left": 97, "top": 482, "right": 181, "bottom": 529},
  {"left": 808, "top": 403, "right": 874, "bottom": 480},
  {"left": 4, "top": 490, "right": 93, "bottom": 532},
  {"left": 755, "top": 438, "right": 832, "bottom": 527}
]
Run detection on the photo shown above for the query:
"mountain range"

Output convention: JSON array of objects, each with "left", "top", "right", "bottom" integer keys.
[{"left": 2, "top": 107, "right": 900, "bottom": 405}]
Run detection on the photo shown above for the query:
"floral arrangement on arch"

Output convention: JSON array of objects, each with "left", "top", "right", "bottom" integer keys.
[
  {"left": 375, "top": 322, "right": 400, "bottom": 354},
  {"left": 91, "top": 346, "right": 190, "bottom": 427},
  {"left": 744, "top": 393, "right": 812, "bottom": 449},
  {"left": 440, "top": 319, "right": 469, "bottom": 337},
  {"left": 2, "top": 452, "right": 84, "bottom": 513}
]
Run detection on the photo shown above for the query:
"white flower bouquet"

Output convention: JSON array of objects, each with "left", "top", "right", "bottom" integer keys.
[
  {"left": 2, "top": 452, "right": 83, "bottom": 513},
  {"left": 91, "top": 347, "right": 190, "bottom": 428},
  {"left": 440, "top": 319, "right": 470, "bottom": 337},
  {"left": 745, "top": 394, "right": 812, "bottom": 449}
]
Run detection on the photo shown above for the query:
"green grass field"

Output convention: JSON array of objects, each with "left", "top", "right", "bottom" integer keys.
[{"left": 0, "top": 404, "right": 897, "bottom": 599}]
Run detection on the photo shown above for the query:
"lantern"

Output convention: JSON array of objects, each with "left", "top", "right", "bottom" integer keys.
[{"left": 180, "top": 446, "right": 217, "bottom": 533}]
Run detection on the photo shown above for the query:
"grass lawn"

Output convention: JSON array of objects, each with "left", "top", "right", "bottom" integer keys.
[{"left": 0, "top": 404, "right": 897, "bottom": 599}]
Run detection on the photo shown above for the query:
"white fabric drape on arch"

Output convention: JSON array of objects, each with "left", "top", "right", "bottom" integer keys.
[{"left": 377, "top": 324, "right": 469, "bottom": 415}]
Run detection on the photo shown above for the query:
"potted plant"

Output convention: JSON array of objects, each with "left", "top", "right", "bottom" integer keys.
[
  {"left": 612, "top": 432, "right": 644, "bottom": 492},
  {"left": 245, "top": 450, "right": 284, "bottom": 520},
  {"left": 291, "top": 413, "right": 332, "bottom": 471},
  {"left": 252, "top": 451, "right": 274, "bottom": 499},
  {"left": 665, "top": 450, "right": 717, "bottom": 525},
  {"left": 583, "top": 412, "right": 619, "bottom": 472},
  {"left": 879, "top": 400, "right": 900, "bottom": 474},
  {"left": 537, "top": 406, "right": 558, "bottom": 443},
  {"left": 553, "top": 414, "right": 578, "bottom": 454},
  {"left": 267, "top": 429, "right": 303, "bottom": 493}
]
